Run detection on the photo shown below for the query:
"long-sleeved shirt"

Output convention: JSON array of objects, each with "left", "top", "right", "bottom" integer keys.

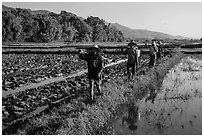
[
  {"left": 79, "top": 52, "right": 103, "bottom": 80},
  {"left": 124, "top": 47, "right": 138, "bottom": 64},
  {"left": 149, "top": 44, "right": 158, "bottom": 55}
]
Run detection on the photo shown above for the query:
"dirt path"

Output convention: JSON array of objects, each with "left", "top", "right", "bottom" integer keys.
[{"left": 109, "top": 55, "right": 202, "bottom": 135}]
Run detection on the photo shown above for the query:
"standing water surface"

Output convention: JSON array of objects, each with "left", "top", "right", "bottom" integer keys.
[{"left": 109, "top": 56, "right": 202, "bottom": 135}]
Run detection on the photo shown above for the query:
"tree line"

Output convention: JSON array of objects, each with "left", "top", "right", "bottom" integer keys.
[{"left": 2, "top": 8, "right": 124, "bottom": 43}]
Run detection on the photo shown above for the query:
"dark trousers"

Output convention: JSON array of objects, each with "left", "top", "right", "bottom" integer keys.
[
  {"left": 157, "top": 50, "right": 164, "bottom": 61},
  {"left": 89, "top": 75, "right": 102, "bottom": 100},
  {"left": 157, "top": 52, "right": 161, "bottom": 61},
  {"left": 149, "top": 54, "right": 156, "bottom": 68},
  {"left": 127, "top": 63, "right": 137, "bottom": 79}
]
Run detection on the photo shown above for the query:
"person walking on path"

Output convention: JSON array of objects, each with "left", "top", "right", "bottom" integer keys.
[
  {"left": 124, "top": 40, "right": 138, "bottom": 79},
  {"left": 149, "top": 40, "right": 158, "bottom": 68},
  {"left": 78, "top": 44, "right": 111, "bottom": 102}
]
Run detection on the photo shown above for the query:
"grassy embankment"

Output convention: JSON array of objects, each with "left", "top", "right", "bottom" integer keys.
[{"left": 14, "top": 52, "right": 185, "bottom": 135}]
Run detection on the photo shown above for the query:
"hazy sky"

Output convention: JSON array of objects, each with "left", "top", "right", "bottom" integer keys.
[{"left": 2, "top": 2, "right": 202, "bottom": 38}]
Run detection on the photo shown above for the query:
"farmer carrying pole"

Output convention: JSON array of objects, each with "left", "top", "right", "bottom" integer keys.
[
  {"left": 149, "top": 40, "right": 158, "bottom": 68},
  {"left": 123, "top": 40, "right": 138, "bottom": 79},
  {"left": 78, "top": 44, "right": 111, "bottom": 103}
]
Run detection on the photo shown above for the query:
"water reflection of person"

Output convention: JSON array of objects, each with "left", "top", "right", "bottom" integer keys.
[
  {"left": 145, "top": 89, "right": 157, "bottom": 104},
  {"left": 122, "top": 103, "right": 140, "bottom": 131}
]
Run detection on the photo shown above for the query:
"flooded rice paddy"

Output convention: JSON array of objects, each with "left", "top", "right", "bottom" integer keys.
[{"left": 109, "top": 56, "right": 202, "bottom": 135}]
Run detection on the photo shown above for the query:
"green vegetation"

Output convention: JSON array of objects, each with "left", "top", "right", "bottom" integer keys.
[
  {"left": 2, "top": 7, "right": 124, "bottom": 43},
  {"left": 13, "top": 52, "right": 185, "bottom": 135}
]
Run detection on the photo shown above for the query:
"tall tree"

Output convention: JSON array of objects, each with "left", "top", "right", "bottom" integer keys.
[{"left": 2, "top": 7, "right": 124, "bottom": 43}]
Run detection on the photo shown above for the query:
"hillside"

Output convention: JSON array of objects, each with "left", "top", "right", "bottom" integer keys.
[
  {"left": 32, "top": 10, "right": 51, "bottom": 15},
  {"left": 2, "top": 5, "right": 124, "bottom": 43},
  {"left": 111, "top": 23, "right": 188, "bottom": 40},
  {"left": 2, "top": 5, "right": 14, "bottom": 11},
  {"left": 2, "top": 4, "right": 189, "bottom": 42}
]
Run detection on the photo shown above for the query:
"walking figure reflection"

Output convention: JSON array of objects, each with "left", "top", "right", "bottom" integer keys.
[{"left": 122, "top": 103, "right": 140, "bottom": 131}]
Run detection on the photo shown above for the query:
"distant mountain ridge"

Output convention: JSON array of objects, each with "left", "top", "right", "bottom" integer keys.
[
  {"left": 2, "top": 5, "right": 189, "bottom": 40},
  {"left": 111, "top": 23, "right": 189, "bottom": 40}
]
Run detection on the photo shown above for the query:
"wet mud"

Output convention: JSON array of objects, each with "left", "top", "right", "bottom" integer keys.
[{"left": 109, "top": 56, "right": 202, "bottom": 135}]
